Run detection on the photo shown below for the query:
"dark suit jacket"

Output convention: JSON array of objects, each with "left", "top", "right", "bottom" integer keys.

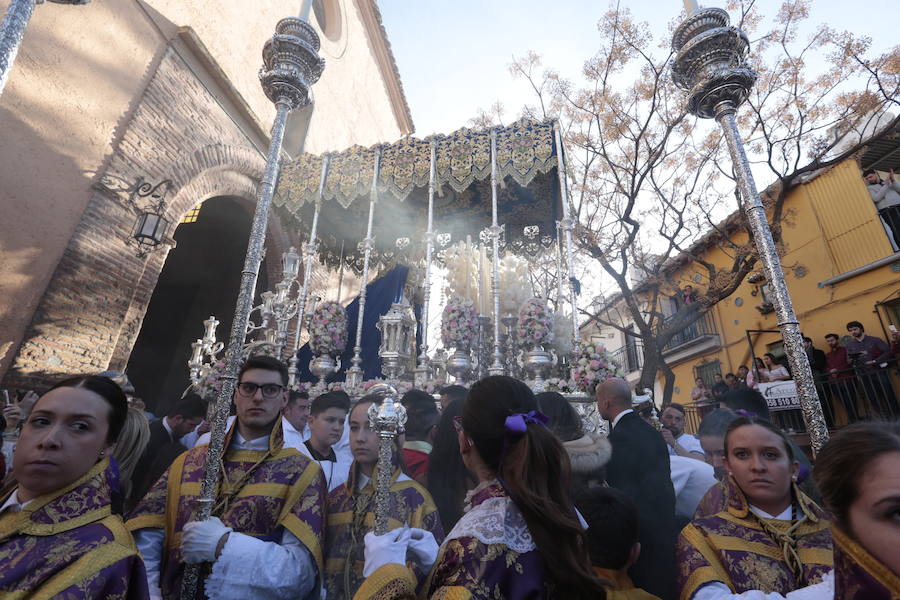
[
  {"left": 128, "top": 419, "right": 175, "bottom": 507},
  {"left": 607, "top": 411, "right": 678, "bottom": 600}
]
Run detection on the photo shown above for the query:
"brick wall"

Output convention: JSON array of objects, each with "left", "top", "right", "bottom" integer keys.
[{"left": 1, "top": 45, "right": 301, "bottom": 390}]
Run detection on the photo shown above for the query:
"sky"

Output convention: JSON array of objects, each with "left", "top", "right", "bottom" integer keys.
[
  {"left": 379, "top": 0, "right": 897, "bottom": 314},
  {"left": 379, "top": 0, "right": 898, "bottom": 138}
]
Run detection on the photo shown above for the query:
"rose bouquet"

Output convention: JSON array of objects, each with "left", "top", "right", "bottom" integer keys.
[
  {"left": 571, "top": 342, "right": 623, "bottom": 394},
  {"left": 309, "top": 301, "right": 348, "bottom": 357},
  {"left": 196, "top": 360, "right": 226, "bottom": 399},
  {"left": 441, "top": 296, "right": 479, "bottom": 350},
  {"left": 516, "top": 298, "right": 554, "bottom": 349}
]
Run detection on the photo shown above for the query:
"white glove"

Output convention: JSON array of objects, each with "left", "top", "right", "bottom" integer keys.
[
  {"left": 181, "top": 516, "right": 232, "bottom": 564},
  {"left": 406, "top": 528, "right": 439, "bottom": 571},
  {"left": 363, "top": 527, "right": 412, "bottom": 578}
]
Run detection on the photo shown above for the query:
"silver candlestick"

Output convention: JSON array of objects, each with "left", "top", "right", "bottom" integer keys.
[
  {"left": 671, "top": 6, "right": 828, "bottom": 453},
  {"left": 346, "top": 147, "right": 382, "bottom": 394},
  {"left": 487, "top": 129, "right": 504, "bottom": 375},
  {"left": 181, "top": 16, "right": 324, "bottom": 599},
  {"left": 1, "top": 0, "right": 90, "bottom": 98},
  {"left": 414, "top": 141, "right": 438, "bottom": 387}
]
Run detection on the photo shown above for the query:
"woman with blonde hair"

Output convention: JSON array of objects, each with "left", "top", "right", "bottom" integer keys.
[{"left": 112, "top": 406, "right": 150, "bottom": 508}]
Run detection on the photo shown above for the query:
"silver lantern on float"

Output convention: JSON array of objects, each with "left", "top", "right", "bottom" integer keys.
[{"left": 377, "top": 301, "right": 416, "bottom": 383}]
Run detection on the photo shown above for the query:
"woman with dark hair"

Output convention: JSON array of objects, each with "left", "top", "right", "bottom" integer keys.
[
  {"left": 426, "top": 397, "right": 474, "bottom": 530},
  {"left": 676, "top": 416, "right": 832, "bottom": 599},
  {"left": 0, "top": 375, "right": 148, "bottom": 598},
  {"left": 763, "top": 353, "right": 790, "bottom": 382},
  {"left": 813, "top": 421, "right": 900, "bottom": 597},
  {"left": 324, "top": 392, "right": 443, "bottom": 600},
  {"left": 355, "top": 375, "right": 606, "bottom": 600},
  {"left": 536, "top": 391, "right": 611, "bottom": 491}
]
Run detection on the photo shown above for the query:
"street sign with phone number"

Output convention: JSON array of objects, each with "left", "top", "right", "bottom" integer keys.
[{"left": 758, "top": 381, "right": 802, "bottom": 411}]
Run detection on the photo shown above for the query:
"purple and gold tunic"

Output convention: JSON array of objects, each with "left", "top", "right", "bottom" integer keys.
[
  {"left": 126, "top": 421, "right": 326, "bottom": 599},
  {"left": 0, "top": 458, "right": 149, "bottom": 599},
  {"left": 353, "top": 480, "right": 553, "bottom": 600},
  {"left": 677, "top": 477, "right": 833, "bottom": 600},
  {"left": 324, "top": 464, "right": 444, "bottom": 600},
  {"left": 832, "top": 525, "right": 900, "bottom": 598}
]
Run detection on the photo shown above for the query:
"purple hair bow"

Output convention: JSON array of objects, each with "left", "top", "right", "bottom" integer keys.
[
  {"left": 734, "top": 409, "right": 757, "bottom": 418},
  {"left": 504, "top": 410, "right": 549, "bottom": 435}
]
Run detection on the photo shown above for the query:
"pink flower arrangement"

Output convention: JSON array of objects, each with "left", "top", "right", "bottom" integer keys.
[
  {"left": 196, "top": 360, "right": 226, "bottom": 399},
  {"left": 516, "top": 298, "right": 554, "bottom": 349},
  {"left": 441, "top": 296, "right": 479, "bottom": 350},
  {"left": 309, "top": 301, "right": 348, "bottom": 357},
  {"left": 571, "top": 342, "right": 623, "bottom": 394}
]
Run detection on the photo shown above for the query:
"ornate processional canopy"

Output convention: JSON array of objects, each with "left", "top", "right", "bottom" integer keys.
[{"left": 273, "top": 118, "right": 565, "bottom": 273}]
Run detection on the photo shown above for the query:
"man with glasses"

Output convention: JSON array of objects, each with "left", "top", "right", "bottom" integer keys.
[{"left": 128, "top": 356, "right": 327, "bottom": 600}]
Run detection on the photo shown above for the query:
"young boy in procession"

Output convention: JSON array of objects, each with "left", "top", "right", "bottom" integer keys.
[
  {"left": 576, "top": 486, "right": 661, "bottom": 600},
  {"left": 305, "top": 390, "right": 352, "bottom": 491},
  {"left": 127, "top": 356, "right": 327, "bottom": 600},
  {"left": 323, "top": 391, "right": 444, "bottom": 600}
]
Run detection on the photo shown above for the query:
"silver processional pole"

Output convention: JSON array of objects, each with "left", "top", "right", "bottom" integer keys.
[
  {"left": 0, "top": 0, "right": 90, "bottom": 98},
  {"left": 180, "top": 17, "right": 324, "bottom": 598},
  {"left": 671, "top": 5, "right": 828, "bottom": 453},
  {"left": 367, "top": 384, "right": 406, "bottom": 535}
]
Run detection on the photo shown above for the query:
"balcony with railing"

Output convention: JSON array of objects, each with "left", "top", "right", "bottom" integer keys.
[
  {"left": 609, "top": 338, "right": 644, "bottom": 374},
  {"left": 660, "top": 311, "right": 720, "bottom": 363}
]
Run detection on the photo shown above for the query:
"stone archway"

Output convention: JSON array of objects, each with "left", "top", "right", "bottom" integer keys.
[
  {"left": 125, "top": 196, "right": 268, "bottom": 413},
  {"left": 3, "top": 145, "right": 298, "bottom": 391}
]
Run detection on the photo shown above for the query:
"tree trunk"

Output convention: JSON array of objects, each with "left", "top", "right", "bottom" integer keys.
[{"left": 637, "top": 339, "right": 660, "bottom": 395}]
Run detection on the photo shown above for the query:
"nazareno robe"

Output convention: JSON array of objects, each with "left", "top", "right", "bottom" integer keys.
[
  {"left": 676, "top": 476, "right": 833, "bottom": 600},
  {"left": 353, "top": 480, "right": 554, "bottom": 600},
  {"left": 831, "top": 525, "right": 900, "bottom": 598},
  {"left": 126, "top": 420, "right": 326, "bottom": 599},
  {"left": 324, "top": 462, "right": 444, "bottom": 600},
  {"left": 0, "top": 458, "right": 149, "bottom": 599}
]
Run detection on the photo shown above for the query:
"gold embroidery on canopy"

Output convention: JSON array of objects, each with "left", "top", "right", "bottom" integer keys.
[{"left": 275, "top": 118, "right": 559, "bottom": 211}]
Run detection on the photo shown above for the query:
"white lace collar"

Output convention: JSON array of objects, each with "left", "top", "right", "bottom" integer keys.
[{"left": 445, "top": 479, "right": 536, "bottom": 554}]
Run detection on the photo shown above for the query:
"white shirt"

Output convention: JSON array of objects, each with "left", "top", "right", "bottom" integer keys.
[
  {"left": 669, "top": 456, "right": 717, "bottom": 521},
  {"left": 194, "top": 416, "right": 313, "bottom": 459},
  {"left": 610, "top": 408, "right": 634, "bottom": 430},
  {"left": 867, "top": 180, "right": 900, "bottom": 210},
  {"left": 134, "top": 429, "right": 318, "bottom": 600},
  {"left": 161, "top": 416, "right": 175, "bottom": 442},
  {"left": 0, "top": 489, "right": 31, "bottom": 514},
  {"left": 669, "top": 432, "right": 705, "bottom": 457}
]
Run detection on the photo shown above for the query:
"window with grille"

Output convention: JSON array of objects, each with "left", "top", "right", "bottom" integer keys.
[{"left": 695, "top": 360, "right": 721, "bottom": 389}]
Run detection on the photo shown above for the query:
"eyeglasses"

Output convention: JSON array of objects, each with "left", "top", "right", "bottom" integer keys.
[
  {"left": 453, "top": 415, "right": 464, "bottom": 433},
  {"left": 236, "top": 382, "right": 285, "bottom": 399}
]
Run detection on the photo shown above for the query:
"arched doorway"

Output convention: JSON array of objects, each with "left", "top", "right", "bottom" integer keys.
[{"left": 127, "top": 196, "right": 268, "bottom": 415}]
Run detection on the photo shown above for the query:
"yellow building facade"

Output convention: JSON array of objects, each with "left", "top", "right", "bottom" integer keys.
[{"left": 660, "top": 159, "right": 900, "bottom": 406}]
